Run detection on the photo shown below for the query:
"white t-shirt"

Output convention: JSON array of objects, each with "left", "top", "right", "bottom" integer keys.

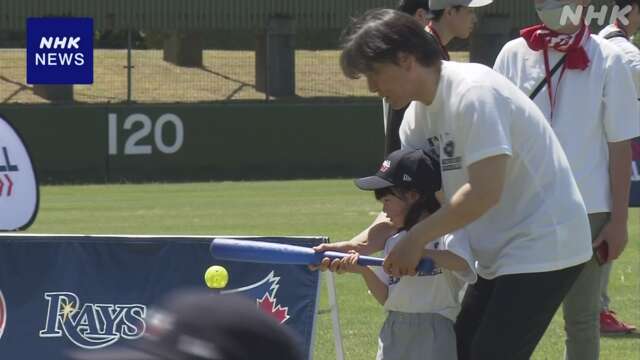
[
  {"left": 402, "top": 61, "right": 592, "bottom": 279},
  {"left": 374, "top": 229, "right": 476, "bottom": 321},
  {"left": 599, "top": 25, "right": 640, "bottom": 98},
  {"left": 494, "top": 35, "right": 640, "bottom": 213},
  {"left": 399, "top": 101, "right": 440, "bottom": 155}
]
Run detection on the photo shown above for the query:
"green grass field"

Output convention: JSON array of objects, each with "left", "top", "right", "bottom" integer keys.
[{"left": 25, "top": 180, "right": 639, "bottom": 359}]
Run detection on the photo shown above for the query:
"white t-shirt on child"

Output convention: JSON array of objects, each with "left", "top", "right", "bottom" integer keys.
[{"left": 373, "top": 229, "right": 476, "bottom": 321}]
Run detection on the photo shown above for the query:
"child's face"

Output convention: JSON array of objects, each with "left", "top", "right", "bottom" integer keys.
[{"left": 379, "top": 192, "right": 417, "bottom": 228}]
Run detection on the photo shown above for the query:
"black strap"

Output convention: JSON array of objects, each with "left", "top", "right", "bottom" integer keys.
[
  {"left": 384, "top": 104, "right": 408, "bottom": 156},
  {"left": 530, "top": 54, "right": 568, "bottom": 100},
  {"left": 603, "top": 30, "right": 628, "bottom": 40}
]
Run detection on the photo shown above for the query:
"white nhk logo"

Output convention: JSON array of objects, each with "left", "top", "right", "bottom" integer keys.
[
  {"left": 35, "top": 36, "right": 85, "bottom": 66},
  {"left": 561, "top": 5, "right": 632, "bottom": 26}
]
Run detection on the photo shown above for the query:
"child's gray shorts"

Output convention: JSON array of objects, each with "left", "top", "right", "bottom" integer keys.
[{"left": 376, "top": 311, "right": 457, "bottom": 360}]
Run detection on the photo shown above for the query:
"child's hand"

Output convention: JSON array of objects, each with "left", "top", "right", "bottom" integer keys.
[{"left": 337, "top": 251, "right": 366, "bottom": 274}]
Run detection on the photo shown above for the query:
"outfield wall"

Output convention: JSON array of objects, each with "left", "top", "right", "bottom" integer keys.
[{"left": 0, "top": 102, "right": 384, "bottom": 183}]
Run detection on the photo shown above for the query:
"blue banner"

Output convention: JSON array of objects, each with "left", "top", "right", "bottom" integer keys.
[
  {"left": 0, "top": 235, "right": 323, "bottom": 359},
  {"left": 631, "top": 138, "right": 640, "bottom": 207}
]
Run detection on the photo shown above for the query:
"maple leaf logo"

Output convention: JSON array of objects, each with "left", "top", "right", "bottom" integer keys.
[
  {"left": 222, "top": 271, "right": 290, "bottom": 324},
  {"left": 257, "top": 293, "right": 290, "bottom": 324}
]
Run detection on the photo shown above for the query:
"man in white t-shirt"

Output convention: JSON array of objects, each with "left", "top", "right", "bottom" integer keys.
[
  {"left": 597, "top": 0, "right": 640, "bottom": 334},
  {"left": 384, "top": 0, "right": 492, "bottom": 156},
  {"left": 493, "top": 1, "right": 640, "bottom": 359},
  {"left": 313, "top": 0, "right": 492, "bottom": 281},
  {"left": 334, "top": 8, "right": 592, "bottom": 360},
  {"left": 600, "top": 0, "right": 640, "bottom": 95}
]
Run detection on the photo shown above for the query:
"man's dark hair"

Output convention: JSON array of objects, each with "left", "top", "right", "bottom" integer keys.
[
  {"left": 396, "top": 0, "right": 429, "bottom": 15},
  {"left": 429, "top": 5, "right": 464, "bottom": 22},
  {"left": 340, "top": 8, "right": 442, "bottom": 79}
]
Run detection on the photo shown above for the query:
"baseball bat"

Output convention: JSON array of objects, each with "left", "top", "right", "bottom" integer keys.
[{"left": 210, "top": 238, "right": 436, "bottom": 274}]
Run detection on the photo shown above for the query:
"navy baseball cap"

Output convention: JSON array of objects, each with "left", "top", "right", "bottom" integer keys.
[
  {"left": 69, "top": 289, "right": 303, "bottom": 360},
  {"left": 355, "top": 148, "right": 441, "bottom": 195}
]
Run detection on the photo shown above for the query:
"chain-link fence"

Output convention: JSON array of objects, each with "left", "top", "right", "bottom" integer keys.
[
  {"left": 2, "top": 0, "right": 581, "bottom": 105},
  {"left": 0, "top": 43, "right": 476, "bottom": 104},
  {"left": 0, "top": 44, "right": 374, "bottom": 104},
  {"left": 1, "top": 0, "right": 394, "bottom": 104}
]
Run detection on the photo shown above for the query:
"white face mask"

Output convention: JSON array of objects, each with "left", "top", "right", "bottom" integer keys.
[{"left": 536, "top": 1, "right": 579, "bottom": 30}]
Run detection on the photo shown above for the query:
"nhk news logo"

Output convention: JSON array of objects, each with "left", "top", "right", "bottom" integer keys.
[{"left": 26, "top": 17, "right": 93, "bottom": 84}]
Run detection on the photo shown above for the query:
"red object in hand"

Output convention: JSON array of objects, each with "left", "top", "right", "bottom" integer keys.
[{"left": 595, "top": 241, "right": 609, "bottom": 265}]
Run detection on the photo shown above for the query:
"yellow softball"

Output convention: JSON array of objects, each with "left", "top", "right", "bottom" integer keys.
[{"left": 204, "top": 265, "right": 229, "bottom": 289}]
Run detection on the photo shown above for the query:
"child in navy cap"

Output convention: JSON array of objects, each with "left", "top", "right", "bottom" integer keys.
[{"left": 337, "top": 148, "right": 476, "bottom": 360}]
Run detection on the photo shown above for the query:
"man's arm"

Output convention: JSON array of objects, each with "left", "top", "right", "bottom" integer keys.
[
  {"left": 596, "top": 48, "right": 640, "bottom": 260},
  {"left": 384, "top": 154, "right": 508, "bottom": 277},
  {"left": 593, "top": 141, "right": 632, "bottom": 260},
  {"left": 310, "top": 212, "right": 396, "bottom": 271}
]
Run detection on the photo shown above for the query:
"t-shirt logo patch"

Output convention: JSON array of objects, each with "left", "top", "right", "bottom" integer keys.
[
  {"left": 403, "top": 174, "right": 412, "bottom": 182},
  {"left": 444, "top": 140, "right": 455, "bottom": 158},
  {"left": 440, "top": 133, "right": 462, "bottom": 171},
  {"left": 380, "top": 160, "right": 391, "bottom": 172}
]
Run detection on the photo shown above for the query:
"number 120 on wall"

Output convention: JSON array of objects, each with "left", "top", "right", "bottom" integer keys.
[{"left": 108, "top": 113, "right": 184, "bottom": 155}]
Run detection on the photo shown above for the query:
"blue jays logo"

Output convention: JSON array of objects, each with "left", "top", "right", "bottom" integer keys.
[
  {"left": 0, "top": 290, "right": 6, "bottom": 340},
  {"left": 222, "top": 271, "right": 290, "bottom": 324},
  {"left": 39, "top": 292, "right": 146, "bottom": 349}
]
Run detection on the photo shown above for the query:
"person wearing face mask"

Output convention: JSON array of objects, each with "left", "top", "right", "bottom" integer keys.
[
  {"left": 597, "top": 0, "right": 640, "bottom": 335},
  {"left": 493, "top": 1, "right": 640, "bottom": 359}
]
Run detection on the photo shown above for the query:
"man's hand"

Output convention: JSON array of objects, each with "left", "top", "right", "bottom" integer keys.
[
  {"left": 383, "top": 232, "right": 424, "bottom": 277},
  {"left": 593, "top": 220, "right": 628, "bottom": 262},
  {"left": 598, "top": 140, "right": 632, "bottom": 262}
]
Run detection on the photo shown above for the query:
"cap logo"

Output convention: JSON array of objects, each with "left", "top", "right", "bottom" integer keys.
[
  {"left": 380, "top": 160, "right": 391, "bottom": 172},
  {"left": 403, "top": 174, "right": 412, "bottom": 182}
]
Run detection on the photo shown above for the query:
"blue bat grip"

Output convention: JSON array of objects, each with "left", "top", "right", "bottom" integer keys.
[{"left": 320, "top": 251, "right": 436, "bottom": 275}]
